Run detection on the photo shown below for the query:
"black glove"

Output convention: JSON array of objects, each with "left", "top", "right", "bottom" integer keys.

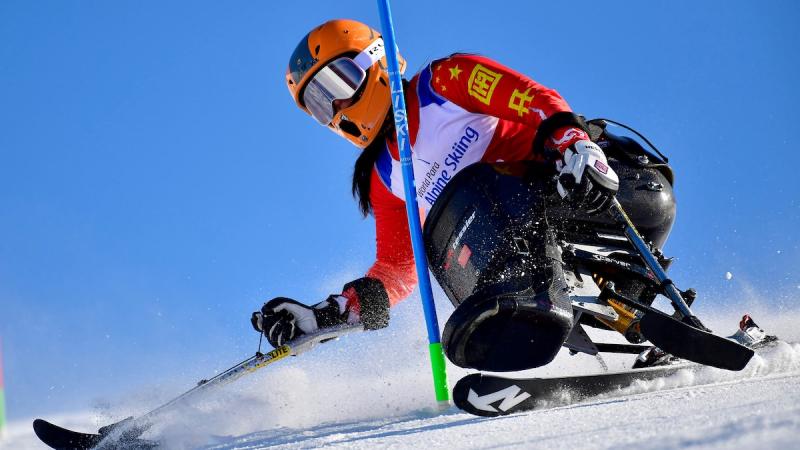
[
  {"left": 251, "top": 296, "right": 348, "bottom": 347},
  {"left": 557, "top": 140, "right": 620, "bottom": 214}
]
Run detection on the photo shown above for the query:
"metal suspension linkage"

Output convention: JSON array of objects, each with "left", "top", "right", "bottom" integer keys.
[
  {"left": 607, "top": 199, "right": 699, "bottom": 325},
  {"left": 604, "top": 198, "right": 754, "bottom": 371}
]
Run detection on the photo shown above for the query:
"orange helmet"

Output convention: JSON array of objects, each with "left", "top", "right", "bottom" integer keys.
[{"left": 286, "top": 19, "right": 406, "bottom": 148}]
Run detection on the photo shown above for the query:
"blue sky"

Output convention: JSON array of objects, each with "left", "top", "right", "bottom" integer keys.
[{"left": 1, "top": 1, "right": 798, "bottom": 421}]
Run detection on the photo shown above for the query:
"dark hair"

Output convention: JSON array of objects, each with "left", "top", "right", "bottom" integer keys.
[
  {"left": 352, "top": 126, "right": 388, "bottom": 216},
  {"left": 351, "top": 115, "right": 394, "bottom": 217},
  {"left": 351, "top": 79, "right": 410, "bottom": 216}
]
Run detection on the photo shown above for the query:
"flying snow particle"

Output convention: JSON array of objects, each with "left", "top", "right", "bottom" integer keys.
[{"left": 725, "top": 272, "right": 733, "bottom": 280}]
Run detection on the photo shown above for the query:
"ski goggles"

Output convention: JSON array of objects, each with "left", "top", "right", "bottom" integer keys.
[{"left": 302, "top": 38, "right": 386, "bottom": 125}]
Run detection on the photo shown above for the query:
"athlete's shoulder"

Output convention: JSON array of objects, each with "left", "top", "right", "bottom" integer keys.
[
  {"left": 414, "top": 53, "right": 511, "bottom": 111},
  {"left": 418, "top": 52, "right": 569, "bottom": 125},
  {"left": 410, "top": 53, "right": 497, "bottom": 76},
  {"left": 428, "top": 53, "right": 508, "bottom": 72}
]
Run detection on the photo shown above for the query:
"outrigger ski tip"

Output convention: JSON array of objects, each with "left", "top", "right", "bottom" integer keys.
[
  {"left": 599, "top": 284, "right": 754, "bottom": 371},
  {"left": 33, "top": 418, "right": 157, "bottom": 450},
  {"left": 639, "top": 309, "right": 753, "bottom": 371}
]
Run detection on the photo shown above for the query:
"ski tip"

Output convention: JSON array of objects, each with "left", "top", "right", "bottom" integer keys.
[
  {"left": 32, "top": 417, "right": 106, "bottom": 450},
  {"left": 32, "top": 418, "right": 61, "bottom": 441},
  {"left": 32, "top": 418, "right": 66, "bottom": 434},
  {"left": 32, "top": 418, "right": 50, "bottom": 432}
]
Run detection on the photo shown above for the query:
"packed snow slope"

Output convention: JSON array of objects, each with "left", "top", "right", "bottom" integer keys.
[
  {"left": 202, "top": 370, "right": 800, "bottom": 450},
  {"left": 5, "top": 302, "right": 800, "bottom": 449}
]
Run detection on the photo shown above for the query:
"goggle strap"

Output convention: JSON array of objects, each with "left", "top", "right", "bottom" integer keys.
[{"left": 353, "top": 38, "right": 386, "bottom": 71}]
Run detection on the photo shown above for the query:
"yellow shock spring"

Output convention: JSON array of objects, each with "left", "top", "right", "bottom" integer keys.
[{"left": 593, "top": 275, "right": 639, "bottom": 335}]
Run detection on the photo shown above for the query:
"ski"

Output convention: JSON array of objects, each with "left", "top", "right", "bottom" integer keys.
[
  {"left": 453, "top": 363, "right": 691, "bottom": 417},
  {"left": 32, "top": 324, "right": 362, "bottom": 449},
  {"left": 454, "top": 319, "right": 780, "bottom": 417}
]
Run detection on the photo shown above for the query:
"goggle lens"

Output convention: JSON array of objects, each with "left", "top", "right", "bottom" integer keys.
[{"left": 302, "top": 57, "right": 366, "bottom": 125}]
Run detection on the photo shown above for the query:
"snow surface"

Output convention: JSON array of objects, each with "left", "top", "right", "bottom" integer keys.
[{"left": 4, "top": 305, "right": 800, "bottom": 449}]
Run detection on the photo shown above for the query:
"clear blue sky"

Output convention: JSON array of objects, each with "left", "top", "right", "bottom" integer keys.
[{"left": 1, "top": 1, "right": 798, "bottom": 421}]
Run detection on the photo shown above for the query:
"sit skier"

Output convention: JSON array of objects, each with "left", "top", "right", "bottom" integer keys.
[{"left": 251, "top": 19, "right": 675, "bottom": 372}]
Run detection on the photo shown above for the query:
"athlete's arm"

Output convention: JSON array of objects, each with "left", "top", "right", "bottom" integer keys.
[
  {"left": 363, "top": 169, "right": 418, "bottom": 306},
  {"left": 429, "top": 54, "right": 568, "bottom": 127},
  {"left": 430, "top": 54, "right": 589, "bottom": 153},
  {"left": 337, "top": 168, "right": 417, "bottom": 319}
]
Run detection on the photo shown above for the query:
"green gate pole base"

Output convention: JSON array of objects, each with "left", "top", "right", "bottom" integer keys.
[{"left": 429, "top": 343, "right": 450, "bottom": 409}]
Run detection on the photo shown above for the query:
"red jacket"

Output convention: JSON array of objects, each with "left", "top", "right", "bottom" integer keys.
[{"left": 345, "top": 54, "right": 587, "bottom": 314}]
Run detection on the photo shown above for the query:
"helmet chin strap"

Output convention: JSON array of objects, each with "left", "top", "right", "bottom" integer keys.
[{"left": 353, "top": 38, "right": 385, "bottom": 70}]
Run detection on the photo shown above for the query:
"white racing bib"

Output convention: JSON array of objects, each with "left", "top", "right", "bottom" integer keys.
[{"left": 376, "top": 64, "right": 499, "bottom": 210}]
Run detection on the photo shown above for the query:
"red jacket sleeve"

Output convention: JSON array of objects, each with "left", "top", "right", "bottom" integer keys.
[
  {"left": 429, "top": 54, "right": 572, "bottom": 129},
  {"left": 364, "top": 169, "right": 418, "bottom": 306}
]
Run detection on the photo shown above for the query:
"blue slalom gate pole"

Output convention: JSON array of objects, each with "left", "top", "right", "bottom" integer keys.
[{"left": 376, "top": 0, "right": 449, "bottom": 406}]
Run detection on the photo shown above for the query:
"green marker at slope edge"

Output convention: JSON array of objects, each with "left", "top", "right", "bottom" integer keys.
[{"left": 0, "top": 338, "right": 6, "bottom": 438}]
